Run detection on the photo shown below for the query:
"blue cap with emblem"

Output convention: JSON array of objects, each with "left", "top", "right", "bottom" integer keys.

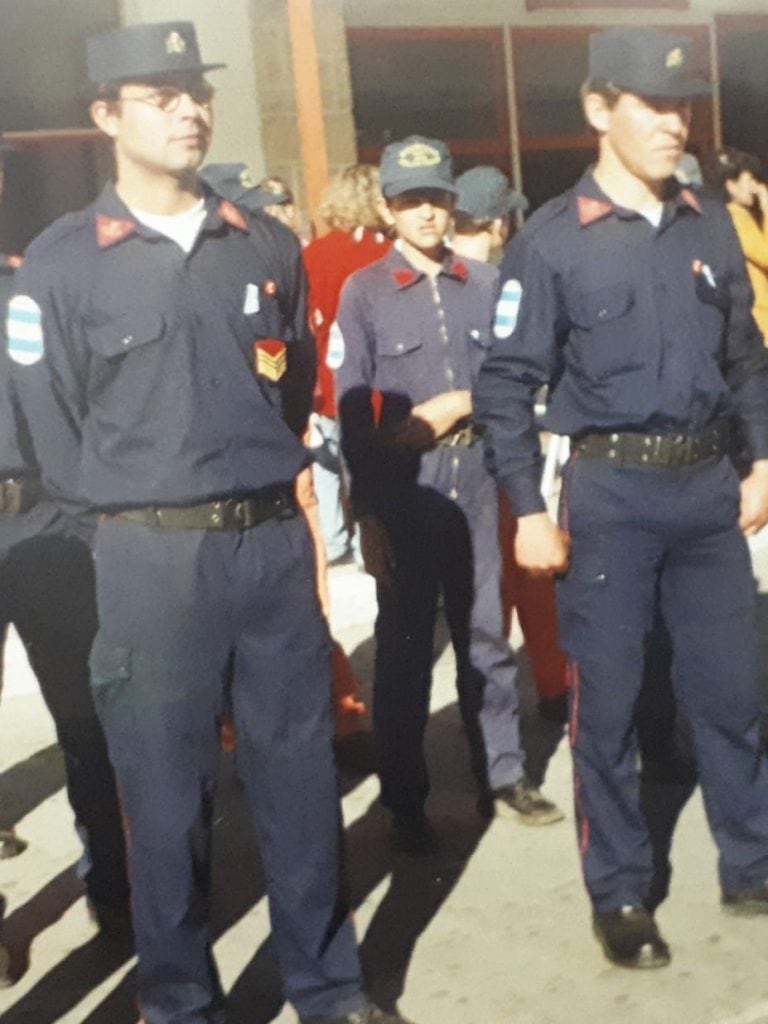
[
  {"left": 379, "top": 135, "right": 458, "bottom": 199},
  {"left": 589, "top": 27, "right": 710, "bottom": 99},
  {"left": 199, "top": 163, "right": 291, "bottom": 213},
  {"left": 455, "top": 167, "right": 528, "bottom": 219},
  {"left": 87, "top": 22, "right": 226, "bottom": 85}
]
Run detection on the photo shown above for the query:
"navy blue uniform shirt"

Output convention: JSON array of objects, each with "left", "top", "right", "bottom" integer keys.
[
  {"left": 8, "top": 184, "right": 313, "bottom": 509},
  {"left": 0, "top": 255, "right": 88, "bottom": 544},
  {"left": 474, "top": 171, "right": 768, "bottom": 516},
  {"left": 336, "top": 246, "right": 497, "bottom": 517}
]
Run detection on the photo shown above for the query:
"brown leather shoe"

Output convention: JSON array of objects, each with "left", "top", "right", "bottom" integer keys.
[
  {"left": 0, "top": 830, "right": 28, "bottom": 859},
  {"left": 492, "top": 779, "right": 565, "bottom": 825}
]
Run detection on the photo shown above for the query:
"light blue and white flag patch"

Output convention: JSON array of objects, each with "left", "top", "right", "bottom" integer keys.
[
  {"left": 493, "top": 278, "right": 523, "bottom": 339},
  {"left": 326, "top": 321, "right": 345, "bottom": 370},
  {"left": 7, "top": 295, "right": 44, "bottom": 365}
]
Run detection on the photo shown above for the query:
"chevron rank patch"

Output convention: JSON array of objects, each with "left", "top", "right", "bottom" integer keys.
[
  {"left": 7, "top": 295, "right": 44, "bottom": 365},
  {"left": 494, "top": 279, "right": 523, "bottom": 339},
  {"left": 253, "top": 339, "right": 287, "bottom": 381},
  {"left": 326, "top": 321, "right": 345, "bottom": 370}
]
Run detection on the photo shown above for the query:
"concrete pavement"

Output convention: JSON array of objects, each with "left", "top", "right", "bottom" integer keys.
[{"left": 1, "top": 538, "right": 768, "bottom": 1024}]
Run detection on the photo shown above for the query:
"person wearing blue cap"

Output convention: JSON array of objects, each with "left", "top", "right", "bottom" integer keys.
[
  {"left": 451, "top": 165, "right": 528, "bottom": 265},
  {"left": 336, "top": 135, "right": 563, "bottom": 855},
  {"left": 200, "top": 163, "right": 298, "bottom": 231},
  {"left": 7, "top": 21, "right": 409, "bottom": 1024},
  {"left": 475, "top": 26, "right": 768, "bottom": 968}
]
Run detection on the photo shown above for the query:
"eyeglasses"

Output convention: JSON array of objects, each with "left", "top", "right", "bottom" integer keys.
[{"left": 120, "top": 82, "right": 215, "bottom": 113}]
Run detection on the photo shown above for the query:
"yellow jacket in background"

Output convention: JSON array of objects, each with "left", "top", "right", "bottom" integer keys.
[{"left": 727, "top": 201, "right": 768, "bottom": 345}]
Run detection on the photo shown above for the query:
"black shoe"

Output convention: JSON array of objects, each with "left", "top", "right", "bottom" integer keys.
[
  {"left": 389, "top": 814, "right": 439, "bottom": 856},
  {"left": 593, "top": 905, "right": 671, "bottom": 969},
  {"left": 537, "top": 693, "right": 569, "bottom": 725},
  {"left": 722, "top": 882, "right": 768, "bottom": 915},
  {"left": 0, "top": 830, "right": 28, "bottom": 859},
  {"left": 86, "top": 896, "right": 134, "bottom": 941},
  {"left": 491, "top": 779, "right": 565, "bottom": 826},
  {"left": 301, "top": 1005, "right": 413, "bottom": 1024}
]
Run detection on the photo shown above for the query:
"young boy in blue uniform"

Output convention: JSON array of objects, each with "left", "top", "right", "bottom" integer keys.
[
  {"left": 336, "top": 136, "right": 562, "bottom": 854},
  {"left": 475, "top": 27, "right": 768, "bottom": 968}
]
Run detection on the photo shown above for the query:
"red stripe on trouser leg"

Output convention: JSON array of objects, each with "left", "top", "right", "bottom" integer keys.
[
  {"left": 567, "top": 659, "right": 580, "bottom": 747},
  {"left": 574, "top": 773, "right": 590, "bottom": 858}
]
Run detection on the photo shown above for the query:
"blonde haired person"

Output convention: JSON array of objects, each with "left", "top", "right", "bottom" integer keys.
[{"left": 303, "top": 165, "right": 390, "bottom": 564}]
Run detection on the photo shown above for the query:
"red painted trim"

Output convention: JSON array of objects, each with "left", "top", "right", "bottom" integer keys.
[
  {"left": 95, "top": 215, "right": 137, "bottom": 249},
  {"left": 218, "top": 200, "right": 248, "bottom": 232}
]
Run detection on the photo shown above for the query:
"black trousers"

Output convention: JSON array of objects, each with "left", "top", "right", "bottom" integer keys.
[{"left": 0, "top": 530, "right": 128, "bottom": 906}]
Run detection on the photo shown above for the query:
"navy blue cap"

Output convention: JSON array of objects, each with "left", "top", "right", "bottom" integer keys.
[
  {"left": 589, "top": 27, "right": 710, "bottom": 99},
  {"left": 379, "top": 135, "right": 457, "bottom": 198},
  {"left": 198, "top": 163, "right": 291, "bottom": 212},
  {"left": 455, "top": 167, "right": 529, "bottom": 219},
  {"left": 87, "top": 22, "right": 225, "bottom": 85}
]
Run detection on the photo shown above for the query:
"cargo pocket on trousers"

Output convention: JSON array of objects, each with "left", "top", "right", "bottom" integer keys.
[
  {"left": 88, "top": 638, "right": 135, "bottom": 768},
  {"left": 555, "top": 558, "right": 609, "bottom": 658}
]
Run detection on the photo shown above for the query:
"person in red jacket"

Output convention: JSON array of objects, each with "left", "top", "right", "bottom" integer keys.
[{"left": 303, "top": 165, "right": 391, "bottom": 563}]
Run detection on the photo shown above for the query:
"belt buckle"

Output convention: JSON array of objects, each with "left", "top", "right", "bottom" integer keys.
[
  {"left": 4, "top": 479, "right": 25, "bottom": 516},
  {"left": 647, "top": 434, "right": 664, "bottom": 465},
  {"left": 232, "top": 500, "right": 250, "bottom": 530},
  {"left": 672, "top": 434, "right": 692, "bottom": 469}
]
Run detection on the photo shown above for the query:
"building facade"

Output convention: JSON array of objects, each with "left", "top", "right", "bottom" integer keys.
[{"left": 1, "top": 0, "right": 767, "bottom": 247}]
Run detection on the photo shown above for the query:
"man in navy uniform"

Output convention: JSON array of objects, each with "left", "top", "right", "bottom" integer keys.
[
  {"left": 474, "top": 27, "right": 768, "bottom": 968},
  {"left": 336, "top": 136, "right": 563, "bottom": 855},
  {"left": 8, "top": 22, "right": 408, "bottom": 1024},
  {"left": 0, "top": 133, "right": 129, "bottom": 979}
]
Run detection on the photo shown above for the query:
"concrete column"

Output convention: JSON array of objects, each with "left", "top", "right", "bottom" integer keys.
[{"left": 251, "top": 0, "right": 357, "bottom": 225}]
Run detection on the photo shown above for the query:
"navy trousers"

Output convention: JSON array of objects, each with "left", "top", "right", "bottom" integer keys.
[
  {"left": 89, "top": 512, "right": 365, "bottom": 1024},
  {"left": 0, "top": 529, "right": 128, "bottom": 907},
  {"left": 557, "top": 455, "right": 768, "bottom": 912},
  {"left": 375, "top": 467, "right": 523, "bottom": 821}
]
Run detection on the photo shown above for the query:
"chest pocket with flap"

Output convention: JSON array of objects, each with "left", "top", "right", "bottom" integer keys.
[{"left": 86, "top": 312, "right": 166, "bottom": 360}]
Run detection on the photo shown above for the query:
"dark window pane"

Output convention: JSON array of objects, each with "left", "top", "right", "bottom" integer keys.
[
  {"left": 520, "top": 148, "right": 595, "bottom": 211},
  {"left": 514, "top": 35, "right": 589, "bottom": 138},
  {"left": 717, "top": 20, "right": 768, "bottom": 171},
  {"left": 348, "top": 33, "right": 505, "bottom": 148}
]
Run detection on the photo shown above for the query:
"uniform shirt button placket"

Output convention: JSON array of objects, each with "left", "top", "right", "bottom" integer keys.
[
  {"left": 449, "top": 451, "right": 460, "bottom": 500},
  {"left": 433, "top": 285, "right": 453, "bottom": 385}
]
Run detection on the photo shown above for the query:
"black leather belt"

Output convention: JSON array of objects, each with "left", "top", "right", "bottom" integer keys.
[
  {"left": 436, "top": 423, "right": 485, "bottom": 448},
  {"left": 0, "top": 478, "right": 40, "bottom": 516},
  {"left": 572, "top": 422, "right": 727, "bottom": 469},
  {"left": 112, "top": 487, "right": 296, "bottom": 531}
]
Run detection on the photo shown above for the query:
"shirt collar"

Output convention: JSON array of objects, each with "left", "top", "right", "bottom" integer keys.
[
  {"left": 92, "top": 182, "right": 249, "bottom": 249},
  {"left": 574, "top": 170, "right": 702, "bottom": 228},
  {"left": 385, "top": 245, "right": 469, "bottom": 290}
]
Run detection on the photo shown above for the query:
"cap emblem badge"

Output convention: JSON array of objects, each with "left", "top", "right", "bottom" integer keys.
[
  {"left": 398, "top": 143, "right": 441, "bottom": 169},
  {"left": 239, "top": 167, "right": 256, "bottom": 190},
  {"left": 665, "top": 47, "right": 684, "bottom": 69},
  {"left": 165, "top": 31, "right": 187, "bottom": 56}
]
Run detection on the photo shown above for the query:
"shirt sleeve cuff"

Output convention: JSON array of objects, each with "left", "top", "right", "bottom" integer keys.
[
  {"left": 499, "top": 466, "right": 547, "bottom": 517},
  {"left": 742, "top": 423, "right": 768, "bottom": 462}
]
